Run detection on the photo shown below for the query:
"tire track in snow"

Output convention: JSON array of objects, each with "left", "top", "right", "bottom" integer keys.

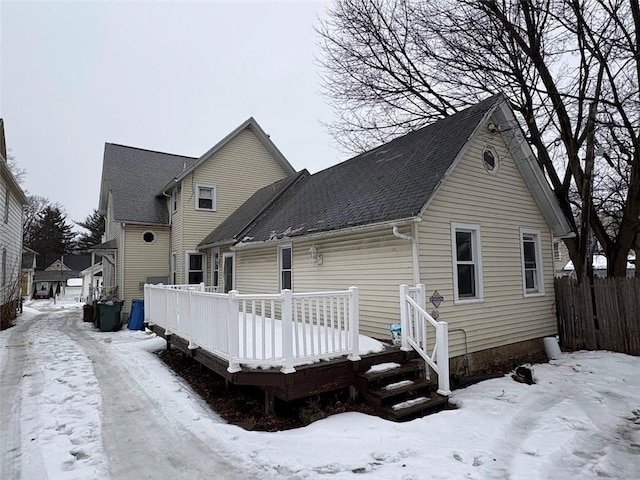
[
  {"left": 0, "top": 314, "right": 37, "bottom": 480},
  {"left": 60, "top": 311, "right": 253, "bottom": 479},
  {"left": 21, "top": 308, "right": 109, "bottom": 479}
]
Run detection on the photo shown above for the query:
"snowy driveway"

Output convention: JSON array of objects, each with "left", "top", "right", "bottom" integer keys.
[
  {"left": 0, "top": 304, "right": 255, "bottom": 480},
  {"left": 2, "top": 302, "right": 640, "bottom": 480}
]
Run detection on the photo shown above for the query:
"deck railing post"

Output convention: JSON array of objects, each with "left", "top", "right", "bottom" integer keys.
[
  {"left": 436, "top": 320, "right": 451, "bottom": 395},
  {"left": 199, "top": 282, "right": 205, "bottom": 292},
  {"left": 348, "top": 286, "right": 361, "bottom": 361},
  {"left": 227, "top": 290, "right": 242, "bottom": 373},
  {"left": 281, "top": 289, "right": 296, "bottom": 373},
  {"left": 143, "top": 284, "right": 150, "bottom": 324},
  {"left": 399, "top": 284, "right": 411, "bottom": 351},
  {"left": 187, "top": 288, "right": 197, "bottom": 350},
  {"left": 163, "top": 286, "right": 172, "bottom": 335},
  {"left": 416, "top": 283, "right": 426, "bottom": 311}
]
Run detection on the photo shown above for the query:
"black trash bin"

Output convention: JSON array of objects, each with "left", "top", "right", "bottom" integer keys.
[
  {"left": 93, "top": 300, "right": 100, "bottom": 329},
  {"left": 98, "top": 300, "right": 123, "bottom": 332},
  {"left": 83, "top": 304, "right": 95, "bottom": 322}
]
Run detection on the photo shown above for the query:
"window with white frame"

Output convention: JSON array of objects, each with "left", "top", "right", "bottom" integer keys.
[
  {"left": 451, "top": 223, "right": 483, "bottom": 302},
  {"left": 521, "top": 228, "right": 545, "bottom": 295},
  {"left": 211, "top": 248, "right": 220, "bottom": 288},
  {"left": 553, "top": 240, "right": 562, "bottom": 261},
  {"left": 171, "top": 189, "right": 177, "bottom": 212},
  {"left": 171, "top": 253, "right": 177, "bottom": 284},
  {"left": 195, "top": 184, "right": 216, "bottom": 211},
  {"left": 186, "top": 252, "right": 204, "bottom": 284},
  {"left": 223, "top": 252, "right": 234, "bottom": 293},
  {"left": 279, "top": 245, "right": 292, "bottom": 290}
]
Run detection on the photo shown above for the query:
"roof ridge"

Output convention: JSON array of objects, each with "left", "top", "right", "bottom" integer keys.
[
  {"left": 105, "top": 142, "right": 197, "bottom": 160},
  {"left": 310, "top": 94, "right": 502, "bottom": 178}
]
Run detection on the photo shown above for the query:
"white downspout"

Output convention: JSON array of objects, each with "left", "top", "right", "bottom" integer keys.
[{"left": 393, "top": 224, "right": 420, "bottom": 285}]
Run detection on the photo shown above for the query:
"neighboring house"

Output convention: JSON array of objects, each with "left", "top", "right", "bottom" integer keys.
[
  {"left": 97, "top": 118, "right": 296, "bottom": 313},
  {"left": 0, "top": 119, "right": 28, "bottom": 329},
  {"left": 552, "top": 239, "right": 570, "bottom": 276},
  {"left": 32, "top": 254, "right": 93, "bottom": 299},
  {"left": 562, "top": 254, "right": 636, "bottom": 278},
  {"left": 80, "top": 261, "right": 103, "bottom": 300},
  {"left": 21, "top": 247, "right": 37, "bottom": 299},
  {"left": 197, "top": 95, "right": 573, "bottom": 369}
]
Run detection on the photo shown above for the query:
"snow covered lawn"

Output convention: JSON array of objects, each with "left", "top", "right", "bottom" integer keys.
[{"left": 2, "top": 302, "right": 639, "bottom": 479}]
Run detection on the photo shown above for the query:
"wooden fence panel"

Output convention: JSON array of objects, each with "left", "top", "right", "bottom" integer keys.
[
  {"left": 555, "top": 277, "right": 597, "bottom": 351},
  {"left": 555, "top": 277, "right": 640, "bottom": 356}
]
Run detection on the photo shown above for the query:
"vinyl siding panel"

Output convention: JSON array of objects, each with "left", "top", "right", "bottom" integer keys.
[
  {"left": 235, "top": 226, "right": 414, "bottom": 339},
  {"left": 0, "top": 177, "right": 24, "bottom": 303},
  {"left": 419, "top": 129, "right": 556, "bottom": 358},
  {"left": 177, "top": 129, "right": 290, "bottom": 271},
  {"left": 122, "top": 224, "right": 170, "bottom": 313},
  {"left": 103, "top": 193, "right": 121, "bottom": 292},
  {"left": 171, "top": 189, "right": 183, "bottom": 283}
]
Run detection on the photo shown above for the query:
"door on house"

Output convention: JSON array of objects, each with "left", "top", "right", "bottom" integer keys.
[{"left": 223, "top": 252, "right": 234, "bottom": 293}]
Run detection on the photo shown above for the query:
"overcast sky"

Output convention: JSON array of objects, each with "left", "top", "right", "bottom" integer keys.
[{"left": 1, "top": 0, "right": 339, "bottom": 228}]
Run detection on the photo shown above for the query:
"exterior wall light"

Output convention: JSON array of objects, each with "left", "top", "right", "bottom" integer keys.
[{"left": 309, "top": 245, "right": 323, "bottom": 265}]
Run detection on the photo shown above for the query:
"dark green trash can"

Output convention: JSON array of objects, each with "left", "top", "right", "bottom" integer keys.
[{"left": 98, "top": 300, "right": 123, "bottom": 332}]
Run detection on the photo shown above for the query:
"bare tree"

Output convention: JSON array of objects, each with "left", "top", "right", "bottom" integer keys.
[
  {"left": 318, "top": 0, "right": 640, "bottom": 280},
  {"left": 6, "top": 152, "right": 27, "bottom": 186},
  {"left": 23, "top": 195, "right": 52, "bottom": 248}
]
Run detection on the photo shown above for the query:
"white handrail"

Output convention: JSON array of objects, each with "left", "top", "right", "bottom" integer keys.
[
  {"left": 399, "top": 284, "right": 450, "bottom": 395},
  {"left": 143, "top": 284, "right": 360, "bottom": 374}
]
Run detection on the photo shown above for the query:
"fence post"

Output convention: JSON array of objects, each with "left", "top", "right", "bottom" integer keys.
[
  {"left": 416, "top": 283, "right": 426, "bottom": 310},
  {"left": 435, "top": 320, "right": 451, "bottom": 395},
  {"left": 199, "top": 282, "right": 205, "bottom": 292},
  {"left": 227, "top": 290, "right": 242, "bottom": 373},
  {"left": 281, "top": 289, "right": 296, "bottom": 373},
  {"left": 348, "top": 286, "right": 361, "bottom": 361},
  {"left": 164, "top": 287, "right": 172, "bottom": 336},
  {"left": 399, "top": 284, "right": 411, "bottom": 351},
  {"left": 143, "top": 284, "right": 150, "bottom": 324},
  {"left": 187, "top": 289, "right": 197, "bottom": 350}
]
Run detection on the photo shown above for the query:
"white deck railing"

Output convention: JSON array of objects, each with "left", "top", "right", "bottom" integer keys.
[
  {"left": 399, "top": 284, "right": 450, "bottom": 395},
  {"left": 144, "top": 284, "right": 360, "bottom": 374}
]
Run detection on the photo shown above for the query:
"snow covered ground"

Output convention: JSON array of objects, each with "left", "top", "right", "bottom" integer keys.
[{"left": 1, "top": 301, "right": 639, "bottom": 479}]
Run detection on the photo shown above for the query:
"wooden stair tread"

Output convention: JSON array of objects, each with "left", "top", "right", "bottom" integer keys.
[
  {"left": 378, "top": 393, "right": 449, "bottom": 420},
  {"left": 357, "top": 360, "right": 423, "bottom": 382},
  {"left": 370, "top": 378, "right": 433, "bottom": 399}
]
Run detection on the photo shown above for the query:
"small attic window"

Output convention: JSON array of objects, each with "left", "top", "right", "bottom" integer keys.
[
  {"left": 142, "top": 231, "right": 156, "bottom": 244},
  {"left": 483, "top": 147, "right": 499, "bottom": 174}
]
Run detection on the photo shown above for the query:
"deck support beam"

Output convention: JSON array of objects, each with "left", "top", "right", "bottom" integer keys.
[{"left": 264, "top": 389, "right": 275, "bottom": 415}]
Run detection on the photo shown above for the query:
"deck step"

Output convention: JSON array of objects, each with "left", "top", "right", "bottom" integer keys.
[
  {"left": 379, "top": 393, "right": 449, "bottom": 421},
  {"left": 370, "top": 378, "right": 433, "bottom": 400},
  {"left": 357, "top": 360, "right": 423, "bottom": 382}
]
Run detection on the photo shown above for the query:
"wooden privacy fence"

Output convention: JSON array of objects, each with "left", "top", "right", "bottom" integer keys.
[{"left": 555, "top": 277, "right": 640, "bottom": 355}]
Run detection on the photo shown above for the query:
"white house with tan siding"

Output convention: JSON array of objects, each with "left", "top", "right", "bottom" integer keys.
[
  {"left": 197, "top": 95, "right": 573, "bottom": 372},
  {"left": 0, "top": 119, "right": 28, "bottom": 329},
  {"left": 96, "top": 118, "right": 295, "bottom": 314}
]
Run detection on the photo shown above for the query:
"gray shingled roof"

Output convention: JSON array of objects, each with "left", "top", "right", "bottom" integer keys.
[
  {"left": 198, "top": 171, "right": 309, "bottom": 248},
  {"left": 101, "top": 144, "right": 197, "bottom": 224},
  {"left": 211, "top": 95, "right": 501, "bottom": 245}
]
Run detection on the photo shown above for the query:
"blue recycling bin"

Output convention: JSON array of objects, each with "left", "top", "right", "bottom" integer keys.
[{"left": 128, "top": 299, "right": 144, "bottom": 330}]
